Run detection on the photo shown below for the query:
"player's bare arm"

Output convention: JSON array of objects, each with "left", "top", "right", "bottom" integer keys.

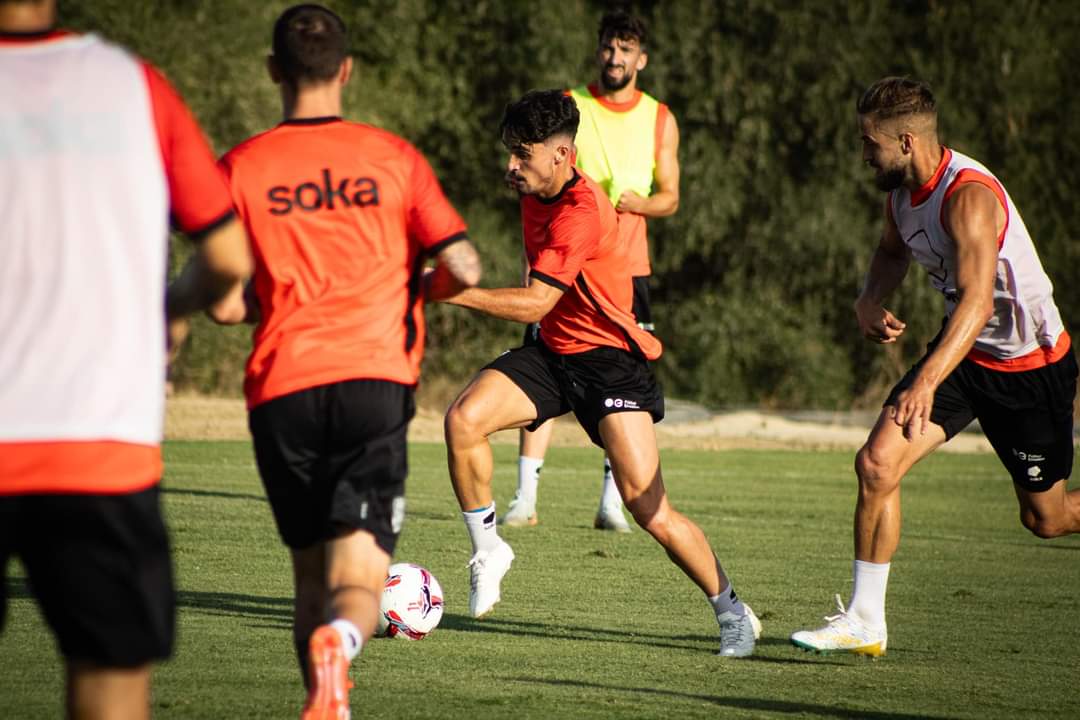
[
  {"left": 423, "top": 238, "right": 482, "bottom": 301},
  {"left": 855, "top": 203, "right": 910, "bottom": 344},
  {"left": 893, "top": 182, "right": 1000, "bottom": 437},
  {"left": 616, "top": 111, "right": 680, "bottom": 217},
  {"left": 166, "top": 218, "right": 252, "bottom": 321},
  {"left": 440, "top": 277, "right": 563, "bottom": 324}
]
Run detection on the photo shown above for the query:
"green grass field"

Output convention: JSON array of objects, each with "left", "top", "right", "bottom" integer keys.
[{"left": 3, "top": 441, "right": 1078, "bottom": 719}]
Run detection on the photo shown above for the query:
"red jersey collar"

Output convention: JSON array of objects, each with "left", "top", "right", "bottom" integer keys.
[
  {"left": 909, "top": 147, "right": 952, "bottom": 206},
  {"left": 587, "top": 83, "right": 643, "bottom": 113}
]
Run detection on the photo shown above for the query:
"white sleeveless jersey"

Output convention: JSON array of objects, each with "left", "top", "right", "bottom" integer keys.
[
  {"left": 0, "top": 31, "right": 233, "bottom": 493},
  {"left": 889, "top": 148, "right": 1066, "bottom": 362},
  {"left": 0, "top": 33, "right": 168, "bottom": 444}
]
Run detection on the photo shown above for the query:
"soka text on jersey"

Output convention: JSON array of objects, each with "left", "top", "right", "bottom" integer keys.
[{"left": 267, "top": 168, "right": 380, "bottom": 215}]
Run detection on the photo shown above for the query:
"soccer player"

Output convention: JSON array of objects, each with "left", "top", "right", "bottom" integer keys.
[
  {"left": 0, "top": 0, "right": 252, "bottom": 718},
  {"left": 439, "top": 89, "right": 759, "bottom": 657},
  {"left": 502, "top": 11, "right": 680, "bottom": 533},
  {"left": 210, "top": 5, "right": 480, "bottom": 717},
  {"left": 791, "top": 77, "right": 1078, "bottom": 656}
]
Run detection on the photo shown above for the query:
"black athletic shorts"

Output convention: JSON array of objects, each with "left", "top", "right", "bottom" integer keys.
[
  {"left": 486, "top": 341, "right": 664, "bottom": 448},
  {"left": 249, "top": 379, "right": 414, "bottom": 553},
  {"left": 0, "top": 486, "right": 175, "bottom": 667},
  {"left": 886, "top": 335, "right": 1077, "bottom": 491}
]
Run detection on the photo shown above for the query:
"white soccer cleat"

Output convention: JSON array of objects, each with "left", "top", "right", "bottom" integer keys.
[
  {"left": 790, "top": 595, "right": 887, "bottom": 657},
  {"left": 744, "top": 603, "right": 763, "bottom": 640},
  {"left": 498, "top": 494, "right": 538, "bottom": 527},
  {"left": 467, "top": 540, "right": 514, "bottom": 618},
  {"left": 593, "top": 504, "right": 631, "bottom": 533}
]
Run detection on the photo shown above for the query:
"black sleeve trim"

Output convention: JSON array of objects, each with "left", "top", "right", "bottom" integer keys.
[
  {"left": 426, "top": 231, "right": 469, "bottom": 256},
  {"left": 530, "top": 270, "right": 571, "bottom": 293},
  {"left": 181, "top": 208, "right": 236, "bottom": 242}
]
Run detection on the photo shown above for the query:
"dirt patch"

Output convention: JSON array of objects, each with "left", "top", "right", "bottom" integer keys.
[{"left": 165, "top": 394, "right": 993, "bottom": 453}]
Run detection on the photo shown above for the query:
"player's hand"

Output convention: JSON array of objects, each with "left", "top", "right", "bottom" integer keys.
[
  {"left": 855, "top": 301, "right": 906, "bottom": 344},
  {"left": 890, "top": 380, "right": 934, "bottom": 440},
  {"left": 615, "top": 190, "right": 647, "bottom": 214}
]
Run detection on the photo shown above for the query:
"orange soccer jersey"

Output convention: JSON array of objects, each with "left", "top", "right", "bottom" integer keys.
[
  {"left": 523, "top": 170, "right": 661, "bottom": 360},
  {"left": 221, "top": 119, "right": 467, "bottom": 409}
]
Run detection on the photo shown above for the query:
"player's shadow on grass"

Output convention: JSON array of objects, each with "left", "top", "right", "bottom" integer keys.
[
  {"left": 163, "top": 487, "right": 268, "bottom": 503},
  {"left": 441, "top": 614, "right": 833, "bottom": 662},
  {"left": 175, "top": 589, "right": 291, "bottom": 628},
  {"left": 510, "top": 678, "right": 951, "bottom": 720}
]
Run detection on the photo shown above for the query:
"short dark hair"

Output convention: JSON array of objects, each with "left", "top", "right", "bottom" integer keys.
[
  {"left": 598, "top": 10, "right": 648, "bottom": 48},
  {"left": 499, "top": 90, "right": 580, "bottom": 154},
  {"left": 271, "top": 4, "right": 347, "bottom": 85},
  {"left": 857, "top": 76, "right": 936, "bottom": 121}
]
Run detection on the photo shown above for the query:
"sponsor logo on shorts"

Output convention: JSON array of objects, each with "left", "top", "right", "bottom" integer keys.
[
  {"left": 603, "top": 397, "right": 639, "bottom": 410},
  {"left": 1027, "top": 465, "right": 1042, "bottom": 480},
  {"left": 1011, "top": 448, "right": 1046, "bottom": 462}
]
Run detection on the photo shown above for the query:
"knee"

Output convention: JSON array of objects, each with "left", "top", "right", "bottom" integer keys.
[
  {"left": 855, "top": 444, "right": 901, "bottom": 496},
  {"left": 444, "top": 399, "right": 483, "bottom": 447},
  {"left": 627, "top": 496, "right": 671, "bottom": 539},
  {"left": 1019, "top": 511, "right": 1066, "bottom": 539}
]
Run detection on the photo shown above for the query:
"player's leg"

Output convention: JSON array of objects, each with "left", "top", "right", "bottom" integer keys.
[
  {"left": 1015, "top": 480, "right": 1080, "bottom": 537},
  {"left": 791, "top": 408, "right": 945, "bottom": 656},
  {"left": 594, "top": 453, "right": 631, "bottom": 532},
  {"left": 67, "top": 663, "right": 152, "bottom": 720},
  {"left": 502, "top": 323, "right": 551, "bottom": 528},
  {"left": 445, "top": 369, "right": 539, "bottom": 510},
  {"left": 446, "top": 347, "right": 566, "bottom": 618},
  {"left": 17, "top": 491, "right": 174, "bottom": 719},
  {"left": 599, "top": 411, "right": 757, "bottom": 657},
  {"left": 593, "top": 276, "right": 657, "bottom": 534},
  {"left": 501, "top": 420, "right": 555, "bottom": 527},
  {"left": 298, "top": 379, "right": 411, "bottom": 719},
  {"left": 445, "top": 369, "right": 536, "bottom": 618},
  {"left": 984, "top": 347, "right": 1080, "bottom": 538}
]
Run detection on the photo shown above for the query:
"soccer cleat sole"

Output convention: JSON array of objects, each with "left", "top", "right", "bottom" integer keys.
[{"left": 790, "top": 637, "right": 886, "bottom": 658}]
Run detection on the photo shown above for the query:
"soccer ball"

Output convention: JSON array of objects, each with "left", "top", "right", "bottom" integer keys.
[{"left": 376, "top": 563, "right": 445, "bottom": 640}]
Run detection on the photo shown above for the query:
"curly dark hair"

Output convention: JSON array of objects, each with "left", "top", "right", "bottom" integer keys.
[
  {"left": 857, "top": 76, "right": 936, "bottom": 121},
  {"left": 598, "top": 9, "right": 648, "bottom": 48},
  {"left": 499, "top": 90, "right": 580, "bottom": 154},
  {"left": 272, "top": 4, "right": 347, "bottom": 85}
]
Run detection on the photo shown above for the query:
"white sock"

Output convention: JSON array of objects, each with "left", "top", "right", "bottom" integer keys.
[
  {"left": 463, "top": 503, "right": 500, "bottom": 554},
  {"left": 330, "top": 618, "right": 363, "bottom": 662},
  {"left": 848, "top": 560, "right": 890, "bottom": 628},
  {"left": 598, "top": 456, "right": 620, "bottom": 509},
  {"left": 709, "top": 581, "right": 747, "bottom": 619},
  {"left": 517, "top": 456, "right": 543, "bottom": 502}
]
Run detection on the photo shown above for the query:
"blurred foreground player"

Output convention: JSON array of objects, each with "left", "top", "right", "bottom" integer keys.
[{"left": 0, "top": 0, "right": 251, "bottom": 717}]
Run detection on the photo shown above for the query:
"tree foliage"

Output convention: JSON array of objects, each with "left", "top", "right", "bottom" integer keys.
[{"left": 59, "top": 0, "right": 1079, "bottom": 408}]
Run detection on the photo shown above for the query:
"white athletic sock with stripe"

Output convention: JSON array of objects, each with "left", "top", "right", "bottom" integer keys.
[
  {"left": 848, "top": 560, "right": 890, "bottom": 628},
  {"left": 330, "top": 618, "right": 363, "bottom": 662},
  {"left": 517, "top": 456, "right": 543, "bottom": 503},
  {"left": 599, "top": 456, "right": 620, "bottom": 509},
  {"left": 463, "top": 503, "right": 500, "bottom": 554}
]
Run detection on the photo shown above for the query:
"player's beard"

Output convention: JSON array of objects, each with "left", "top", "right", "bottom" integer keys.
[
  {"left": 600, "top": 66, "right": 633, "bottom": 92},
  {"left": 874, "top": 166, "right": 906, "bottom": 192}
]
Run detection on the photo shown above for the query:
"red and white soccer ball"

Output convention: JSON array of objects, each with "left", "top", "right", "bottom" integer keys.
[{"left": 376, "top": 563, "right": 445, "bottom": 640}]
